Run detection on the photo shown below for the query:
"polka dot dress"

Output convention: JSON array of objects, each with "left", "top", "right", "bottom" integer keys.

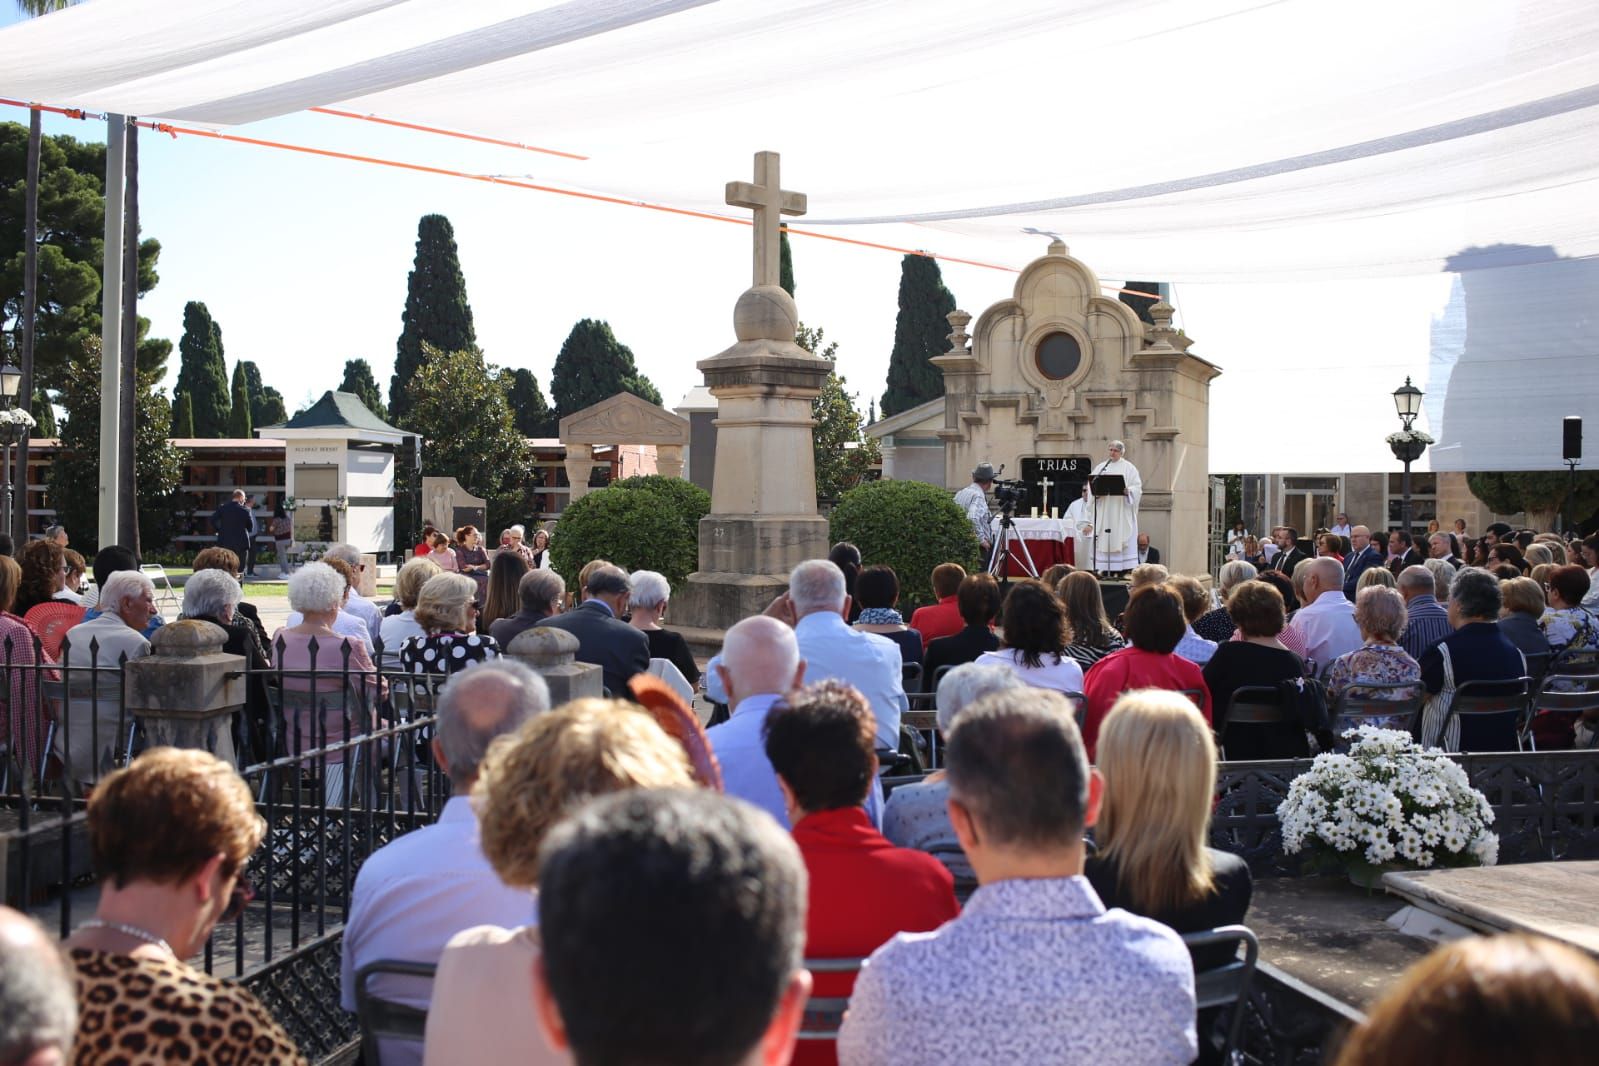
[{"left": 400, "top": 631, "right": 500, "bottom": 676}]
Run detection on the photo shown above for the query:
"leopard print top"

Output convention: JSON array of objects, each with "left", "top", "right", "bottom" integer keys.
[{"left": 68, "top": 948, "right": 308, "bottom": 1066}]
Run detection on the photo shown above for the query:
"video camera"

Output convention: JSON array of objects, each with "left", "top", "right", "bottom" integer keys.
[{"left": 991, "top": 478, "right": 1030, "bottom": 513}]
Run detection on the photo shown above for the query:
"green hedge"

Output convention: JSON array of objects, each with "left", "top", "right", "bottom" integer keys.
[
  {"left": 551, "top": 477, "right": 710, "bottom": 590},
  {"left": 829, "top": 479, "right": 981, "bottom": 610}
]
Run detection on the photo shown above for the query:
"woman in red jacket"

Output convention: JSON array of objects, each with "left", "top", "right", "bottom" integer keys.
[{"left": 1081, "top": 583, "right": 1211, "bottom": 760}]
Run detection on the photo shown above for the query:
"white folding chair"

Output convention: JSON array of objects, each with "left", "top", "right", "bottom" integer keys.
[{"left": 141, "top": 564, "right": 180, "bottom": 608}]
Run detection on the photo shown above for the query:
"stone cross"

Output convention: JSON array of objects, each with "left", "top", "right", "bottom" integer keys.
[
  {"left": 1038, "top": 475, "right": 1055, "bottom": 514},
  {"left": 726, "top": 151, "right": 807, "bottom": 289}
]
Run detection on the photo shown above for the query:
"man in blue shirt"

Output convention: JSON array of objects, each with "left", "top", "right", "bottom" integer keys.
[
  {"left": 1398, "top": 565, "right": 1453, "bottom": 660},
  {"left": 707, "top": 615, "right": 805, "bottom": 827}
]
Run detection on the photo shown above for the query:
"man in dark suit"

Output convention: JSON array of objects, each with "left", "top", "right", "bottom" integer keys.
[
  {"left": 1136, "top": 533, "right": 1160, "bottom": 566},
  {"left": 535, "top": 563, "right": 650, "bottom": 696},
  {"left": 1341, "top": 524, "right": 1386, "bottom": 600},
  {"left": 1271, "top": 526, "right": 1307, "bottom": 574},
  {"left": 1387, "top": 530, "right": 1424, "bottom": 576},
  {"left": 211, "top": 489, "right": 254, "bottom": 567}
]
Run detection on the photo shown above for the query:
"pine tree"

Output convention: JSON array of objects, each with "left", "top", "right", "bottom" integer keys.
[
  {"left": 780, "top": 229, "right": 795, "bottom": 298},
  {"left": 173, "top": 301, "right": 230, "bottom": 437},
  {"left": 339, "top": 358, "right": 388, "bottom": 419},
  {"left": 172, "top": 390, "right": 194, "bottom": 438},
  {"left": 227, "top": 363, "right": 253, "bottom": 438},
  {"left": 391, "top": 214, "right": 477, "bottom": 422},
  {"left": 32, "top": 389, "right": 56, "bottom": 437},
  {"left": 880, "top": 255, "right": 956, "bottom": 417},
  {"left": 499, "top": 367, "right": 556, "bottom": 437},
  {"left": 550, "top": 319, "right": 662, "bottom": 418}
]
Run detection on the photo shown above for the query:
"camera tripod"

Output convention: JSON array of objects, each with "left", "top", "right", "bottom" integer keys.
[{"left": 986, "top": 508, "right": 1039, "bottom": 582}]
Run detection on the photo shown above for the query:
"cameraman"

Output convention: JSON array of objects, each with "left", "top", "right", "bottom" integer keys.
[{"left": 956, "top": 463, "right": 997, "bottom": 555}]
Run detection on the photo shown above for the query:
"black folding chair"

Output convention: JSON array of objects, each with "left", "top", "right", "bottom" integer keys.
[
  {"left": 797, "top": 957, "right": 866, "bottom": 1041},
  {"left": 927, "top": 842, "right": 979, "bottom": 903},
  {"left": 1331, "top": 681, "right": 1425, "bottom": 738},
  {"left": 354, "top": 959, "right": 437, "bottom": 1066},
  {"left": 1443, "top": 677, "right": 1532, "bottom": 752},
  {"left": 901, "top": 661, "right": 923, "bottom": 695},
  {"left": 1182, "top": 925, "right": 1260, "bottom": 1066},
  {"left": 1525, "top": 673, "right": 1599, "bottom": 750}
]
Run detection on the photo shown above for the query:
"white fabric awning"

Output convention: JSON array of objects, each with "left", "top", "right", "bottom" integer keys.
[{"left": 3, "top": 0, "right": 1597, "bottom": 283}]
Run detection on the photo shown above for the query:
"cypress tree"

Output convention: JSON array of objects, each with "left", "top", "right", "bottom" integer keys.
[
  {"left": 550, "top": 319, "right": 662, "bottom": 418},
  {"left": 780, "top": 229, "right": 796, "bottom": 298},
  {"left": 228, "top": 364, "right": 253, "bottom": 438},
  {"left": 238, "top": 360, "right": 287, "bottom": 426},
  {"left": 391, "top": 214, "right": 477, "bottom": 421},
  {"left": 500, "top": 367, "right": 556, "bottom": 437},
  {"left": 339, "top": 358, "right": 388, "bottom": 419},
  {"left": 1120, "top": 281, "right": 1163, "bottom": 324},
  {"left": 174, "top": 301, "right": 230, "bottom": 437},
  {"left": 880, "top": 255, "right": 956, "bottom": 417},
  {"left": 32, "top": 389, "right": 56, "bottom": 437},
  {"left": 172, "top": 390, "right": 194, "bottom": 438}
]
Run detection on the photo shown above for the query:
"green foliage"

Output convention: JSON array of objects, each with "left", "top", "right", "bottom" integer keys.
[
  {"left": 550, "top": 319, "right": 661, "bottom": 418},
  {"left": 780, "top": 229, "right": 795, "bottom": 297},
  {"left": 406, "top": 345, "right": 534, "bottom": 528},
  {"left": 829, "top": 479, "right": 981, "bottom": 609},
  {"left": 339, "top": 358, "right": 387, "bottom": 420},
  {"left": 1467, "top": 471, "right": 1599, "bottom": 529},
  {"left": 391, "top": 214, "right": 476, "bottom": 422},
  {"left": 1119, "top": 280, "right": 1163, "bottom": 324},
  {"left": 174, "top": 301, "right": 230, "bottom": 437},
  {"left": 227, "top": 363, "right": 253, "bottom": 438},
  {"left": 171, "top": 390, "right": 194, "bottom": 438},
  {"left": 798, "top": 324, "right": 879, "bottom": 503},
  {"left": 31, "top": 388, "right": 56, "bottom": 437},
  {"left": 0, "top": 122, "right": 167, "bottom": 391},
  {"left": 551, "top": 480, "right": 704, "bottom": 590},
  {"left": 50, "top": 336, "right": 185, "bottom": 553},
  {"left": 612, "top": 474, "right": 710, "bottom": 553},
  {"left": 880, "top": 254, "right": 956, "bottom": 417},
  {"left": 237, "top": 360, "right": 286, "bottom": 427},
  {"left": 498, "top": 366, "right": 556, "bottom": 436}
]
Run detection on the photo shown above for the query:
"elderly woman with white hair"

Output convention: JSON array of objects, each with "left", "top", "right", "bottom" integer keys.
[
  {"left": 626, "top": 569, "right": 700, "bottom": 687},
  {"left": 399, "top": 572, "right": 500, "bottom": 677},
  {"left": 881, "top": 663, "right": 1026, "bottom": 880},
  {"left": 271, "top": 563, "right": 384, "bottom": 783},
  {"left": 182, "top": 568, "right": 274, "bottom": 763},
  {"left": 1195, "top": 559, "right": 1256, "bottom": 642}
]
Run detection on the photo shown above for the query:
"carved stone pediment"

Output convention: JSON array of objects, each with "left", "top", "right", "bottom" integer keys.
[{"left": 559, "top": 392, "right": 690, "bottom": 446}]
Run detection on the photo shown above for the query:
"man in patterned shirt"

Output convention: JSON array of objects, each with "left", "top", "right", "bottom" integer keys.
[
  {"left": 838, "top": 687, "right": 1196, "bottom": 1065},
  {"left": 954, "top": 463, "right": 997, "bottom": 556}
]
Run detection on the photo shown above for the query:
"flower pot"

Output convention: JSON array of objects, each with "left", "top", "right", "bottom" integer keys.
[{"left": 1344, "top": 857, "right": 1403, "bottom": 891}]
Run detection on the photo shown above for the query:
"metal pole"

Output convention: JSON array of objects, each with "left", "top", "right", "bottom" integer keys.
[
  {"left": 16, "top": 108, "right": 41, "bottom": 546},
  {"left": 3, "top": 441, "right": 11, "bottom": 536},
  {"left": 98, "top": 115, "right": 126, "bottom": 547},
  {"left": 1401, "top": 458, "right": 1412, "bottom": 534},
  {"left": 118, "top": 119, "right": 140, "bottom": 549}
]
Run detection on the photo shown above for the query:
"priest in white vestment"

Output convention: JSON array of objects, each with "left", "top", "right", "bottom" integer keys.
[
  {"left": 1087, "top": 441, "right": 1142, "bottom": 573},
  {"left": 1063, "top": 483, "right": 1093, "bottom": 571}
]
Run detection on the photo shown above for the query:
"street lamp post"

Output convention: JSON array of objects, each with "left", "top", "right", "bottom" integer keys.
[
  {"left": 0, "top": 365, "right": 27, "bottom": 536},
  {"left": 1389, "top": 377, "right": 1427, "bottom": 534}
]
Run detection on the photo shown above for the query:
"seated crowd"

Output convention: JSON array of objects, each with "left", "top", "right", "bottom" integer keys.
[{"left": 5, "top": 519, "right": 1599, "bottom": 1066}]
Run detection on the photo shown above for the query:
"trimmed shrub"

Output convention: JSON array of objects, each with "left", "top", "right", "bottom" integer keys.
[
  {"left": 829, "top": 479, "right": 981, "bottom": 610},
  {"left": 551, "top": 478, "right": 708, "bottom": 590}
]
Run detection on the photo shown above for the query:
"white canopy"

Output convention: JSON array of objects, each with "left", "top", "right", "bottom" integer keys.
[
  {"left": 4, "top": 0, "right": 1597, "bottom": 471},
  {"left": 5, "top": 0, "right": 1596, "bottom": 282}
]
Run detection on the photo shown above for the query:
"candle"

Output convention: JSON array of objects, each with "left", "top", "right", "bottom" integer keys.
[
  {"left": 1030, "top": 506, "right": 1040, "bottom": 518},
  {"left": 1050, "top": 507, "right": 1059, "bottom": 520}
]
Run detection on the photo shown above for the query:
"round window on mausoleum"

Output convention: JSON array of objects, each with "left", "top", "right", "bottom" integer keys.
[{"left": 1035, "top": 331, "right": 1082, "bottom": 381}]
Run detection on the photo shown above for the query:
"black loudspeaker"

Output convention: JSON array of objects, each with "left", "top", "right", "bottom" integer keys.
[
  {"left": 1564, "top": 417, "right": 1582, "bottom": 461},
  {"left": 1098, "top": 579, "right": 1131, "bottom": 622}
]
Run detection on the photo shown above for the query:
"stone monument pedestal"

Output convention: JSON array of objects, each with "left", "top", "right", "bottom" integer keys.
[{"left": 124, "top": 620, "right": 245, "bottom": 765}]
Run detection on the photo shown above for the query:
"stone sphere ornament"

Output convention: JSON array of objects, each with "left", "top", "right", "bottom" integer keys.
[{"left": 733, "top": 285, "right": 800, "bottom": 343}]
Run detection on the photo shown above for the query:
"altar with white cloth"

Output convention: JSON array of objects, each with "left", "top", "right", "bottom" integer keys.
[{"left": 989, "top": 516, "right": 1074, "bottom": 577}]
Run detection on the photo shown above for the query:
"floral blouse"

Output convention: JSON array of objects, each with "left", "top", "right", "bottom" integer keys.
[
  {"left": 1540, "top": 606, "right": 1599, "bottom": 658},
  {"left": 1325, "top": 642, "right": 1422, "bottom": 702}
]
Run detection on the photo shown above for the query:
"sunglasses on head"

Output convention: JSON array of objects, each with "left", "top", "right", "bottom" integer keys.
[{"left": 221, "top": 877, "right": 256, "bottom": 923}]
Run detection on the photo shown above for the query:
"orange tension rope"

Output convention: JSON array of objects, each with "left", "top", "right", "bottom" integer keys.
[
  {"left": 0, "top": 98, "right": 1166, "bottom": 297},
  {"left": 308, "top": 106, "right": 589, "bottom": 161}
]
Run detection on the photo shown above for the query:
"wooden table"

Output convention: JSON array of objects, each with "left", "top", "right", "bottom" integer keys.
[{"left": 1381, "top": 861, "right": 1599, "bottom": 956}]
